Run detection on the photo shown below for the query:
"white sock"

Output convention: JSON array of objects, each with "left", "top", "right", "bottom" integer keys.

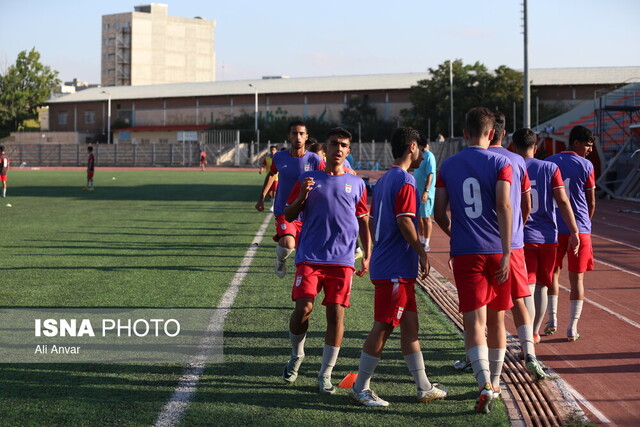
[
  {"left": 318, "top": 345, "right": 340, "bottom": 378},
  {"left": 517, "top": 324, "right": 535, "bottom": 358},
  {"left": 533, "top": 285, "right": 548, "bottom": 335},
  {"left": 404, "top": 351, "right": 432, "bottom": 392},
  {"left": 276, "top": 245, "right": 294, "bottom": 262},
  {"left": 289, "top": 331, "right": 306, "bottom": 358},
  {"left": 425, "top": 238, "right": 430, "bottom": 246},
  {"left": 419, "top": 236, "right": 426, "bottom": 244},
  {"left": 523, "top": 294, "right": 535, "bottom": 324},
  {"left": 488, "top": 347, "right": 506, "bottom": 390},
  {"left": 468, "top": 345, "right": 491, "bottom": 389},
  {"left": 354, "top": 352, "right": 379, "bottom": 392},
  {"left": 547, "top": 295, "right": 559, "bottom": 325},
  {"left": 568, "top": 300, "right": 584, "bottom": 334}
]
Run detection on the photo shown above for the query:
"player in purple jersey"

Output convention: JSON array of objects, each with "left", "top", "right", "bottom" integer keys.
[
  {"left": 349, "top": 128, "right": 446, "bottom": 408},
  {"left": 487, "top": 112, "right": 546, "bottom": 381},
  {"left": 282, "top": 127, "right": 371, "bottom": 394},
  {"left": 545, "top": 125, "right": 596, "bottom": 341},
  {"left": 512, "top": 128, "right": 580, "bottom": 343},
  {"left": 255, "top": 121, "right": 324, "bottom": 278},
  {"left": 435, "top": 107, "right": 513, "bottom": 414}
]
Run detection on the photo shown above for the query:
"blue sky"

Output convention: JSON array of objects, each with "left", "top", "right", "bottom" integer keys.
[{"left": 1, "top": 0, "right": 638, "bottom": 84}]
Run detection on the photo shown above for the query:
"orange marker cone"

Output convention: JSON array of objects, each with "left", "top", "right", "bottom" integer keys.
[{"left": 338, "top": 372, "right": 357, "bottom": 389}]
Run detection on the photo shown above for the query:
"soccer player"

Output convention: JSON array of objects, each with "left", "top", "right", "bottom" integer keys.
[
  {"left": 84, "top": 146, "right": 95, "bottom": 191},
  {"left": 413, "top": 136, "right": 436, "bottom": 251},
  {"left": 349, "top": 127, "right": 446, "bottom": 408},
  {"left": 488, "top": 112, "right": 545, "bottom": 381},
  {"left": 511, "top": 128, "right": 580, "bottom": 343},
  {"left": 0, "top": 146, "right": 9, "bottom": 198},
  {"left": 282, "top": 127, "right": 371, "bottom": 394},
  {"left": 259, "top": 145, "right": 279, "bottom": 212},
  {"left": 199, "top": 148, "right": 207, "bottom": 171},
  {"left": 255, "top": 121, "right": 324, "bottom": 278},
  {"left": 545, "top": 125, "right": 596, "bottom": 341},
  {"left": 434, "top": 107, "right": 513, "bottom": 414}
]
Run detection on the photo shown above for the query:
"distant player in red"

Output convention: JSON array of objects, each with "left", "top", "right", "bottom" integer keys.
[
  {"left": 512, "top": 128, "right": 580, "bottom": 343},
  {"left": 84, "top": 146, "right": 95, "bottom": 191},
  {"left": 545, "top": 125, "right": 596, "bottom": 341},
  {"left": 0, "top": 146, "right": 9, "bottom": 198},
  {"left": 259, "top": 145, "right": 279, "bottom": 212},
  {"left": 281, "top": 127, "right": 371, "bottom": 394},
  {"left": 349, "top": 127, "right": 446, "bottom": 408},
  {"left": 255, "top": 121, "right": 324, "bottom": 278},
  {"left": 199, "top": 148, "right": 207, "bottom": 172},
  {"left": 435, "top": 107, "right": 513, "bottom": 414}
]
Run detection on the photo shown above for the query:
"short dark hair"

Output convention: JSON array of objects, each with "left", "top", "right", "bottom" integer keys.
[
  {"left": 308, "top": 142, "right": 323, "bottom": 153},
  {"left": 512, "top": 128, "right": 537, "bottom": 150},
  {"left": 0, "top": 146, "right": 4, "bottom": 152},
  {"left": 418, "top": 132, "right": 428, "bottom": 148},
  {"left": 288, "top": 120, "right": 307, "bottom": 133},
  {"left": 326, "top": 127, "right": 352, "bottom": 142},
  {"left": 465, "top": 107, "right": 496, "bottom": 139},
  {"left": 87, "top": 146, "right": 93, "bottom": 152},
  {"left": 269, "top": 145, "right": 277, "bottom": 150},
  {"left": 492, "top": 111, "right": 506, "bottom": 143},
  {"left": 390, "top": 127, "right": 420, "bottom": 159},
  {"left": 569, "top": 125, "right": 595, "bottom": 145}
]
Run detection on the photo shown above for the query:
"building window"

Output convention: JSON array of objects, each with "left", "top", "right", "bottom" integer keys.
[
  {"left": 58, "top": 113, "right": 68, "bottom": 125},
  {"left": 123, "top": 21, "right": 129, "bottom": 28},
  {"left": 114, "top": 22, "right": 120, "bottom": 30},
  {"left": 105, "top": 38, "right": 109, "bottom": 46},
  {"left": 104, "top": 23, "right": 110, "bottom": 30},
  {"left": 159, "top": 139, "right": 168, "bottom": 144},
  {"left": 84, "top": 111, "right": 95, "bottom": 124},
  {"left": 141, "top": 139, "right": 150, "bottom": 144}
]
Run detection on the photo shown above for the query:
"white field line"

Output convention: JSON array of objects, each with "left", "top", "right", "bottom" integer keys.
[
  {"left": 154, "top": 213, "right": 273, "bottom": 427},
  {"left": 592, "top": 233, "right": 640, "bottom": 251}
]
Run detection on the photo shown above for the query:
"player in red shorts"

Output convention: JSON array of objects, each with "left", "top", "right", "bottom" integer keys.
[
  {"left": 512, "top": 127, "right": 580, "bottom": 343},
  {"left": 255, "top": 121, "right": 324, "bottom": 278},
  {"left": 545, "top": 125, "right": 596, "bottom": 341},
  {"left": 435, "top": 107, "right": 513, "bottom": 413},
  {"left": 84, "top": 146, "right": 95, "bottom": 191},
  {"left": 0, "top": 146, "right": 9, "bottom": 198},
  {"left": 199, "top": 148, "right": 207, "bottom": 172},
  {"left": 281, "top": 127, "right": 371, "bottom": 394},
  {"left": 349, "top": 127, "right": 446, "bottom": 408}
]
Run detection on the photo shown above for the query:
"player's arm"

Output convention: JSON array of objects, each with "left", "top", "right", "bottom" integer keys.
[
  {"left": 553, "top": 186, "right": 580, "bottom": 255},
  {"left": 495, "top": 179, "right": 512, "bottom": 284},
  {"left": 422, "top": 172, "right": 434, "bottom": 203},
  {"left": 521, "top": 171, "right": 532, "bottom": 223},
  {"left": 585, "top": 169, "right": 596, "bottom": 220},
  {"left": 434, "top": 187, "right": 451, "bottom": 237},
  {"left": 397, "top": 216, "right": 429, "bottom": 279},
  {"left": 284, "top": 177, "right": 314, "bottom": 222},
  {"left": 356, "top": 215, "right": 371, "bottom": 277}
]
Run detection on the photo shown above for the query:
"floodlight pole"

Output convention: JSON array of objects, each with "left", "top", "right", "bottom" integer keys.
[
  {"left": 449, "top": 60, "right": 454, "bottom": 138},
  {"left": 101, "top": 90, "right": 111, "bottom": 144},
  {"left": 523, "top": 0, "right": 531, "bottom": 128}
]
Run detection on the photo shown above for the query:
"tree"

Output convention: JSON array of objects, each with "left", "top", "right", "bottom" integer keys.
[
  {"left": 401, "top": 60, "right": 523, "bottom": 138},
  {"left": 0, "top": 48, "right": 60, "bottom": 132}
]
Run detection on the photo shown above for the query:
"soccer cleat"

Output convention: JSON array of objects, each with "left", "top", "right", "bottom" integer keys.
[
  {"left": 544, "top": 321, "right": 557, "bottom": 335},
  {"left": 453, "top": 358, "right": 473, "bottom": 373},
  {"left": 422, "top": 243, "right": 430, "bottom": 252},
  {"left": 282, "top": 355, "right": 304, "bottom": 383},
  {"left": 525, "top": 354, "right": 547, "bottom": 382},
  {"left": 475, "top": 383, "right": 494, "bottom": 414},
  {"left": 318, "top": 376, "right": 336, "bottom": 394},
  {"left": 567, "top": 331, "right": 580, "bottom": 342},
  {"left": 417, "top": 384, "right": 447, "bottom": 402},
  {"left": 492, "top": 385, "right": 501, "bottom": 400},
  {"left": 533, "top": 333, "right": 541, "bottom": 344},
  {"left": 349, "top": 387, "right": 389, "bottom": 407},
  {"left": 269, "top": 205, "right": 274, "bottom": 212},
  {"left": 275, "top": 258, "right": 287, "bottom": 278}
]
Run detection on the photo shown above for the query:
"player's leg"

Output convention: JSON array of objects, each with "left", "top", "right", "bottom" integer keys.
[
  {"left": 567, "top": 271, "right": 584, "bottom": 341},
  {"left": 274, "top": 216, "right": 297, "bottom": 278},
  {"left": 283, "top": 297, "right": 314, "bottom": 383},
  {"left": 350, "top": 321, "right": 393, "bottom": 406},
  {"left": 318, "top": 302, "right": 344, "bottom": 393},
  {"left": 1, "top": 179, "right": 6, "bottom": 197},
  {"left": 424, "top": 215, "right": 433, "bottom": 251}
]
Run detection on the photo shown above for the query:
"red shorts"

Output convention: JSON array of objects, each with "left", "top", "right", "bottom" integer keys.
[
  {"left": 292, "top": 263, "right": 353, "bottom": 307},
  {"left": 87, "top": 171, "right": 94, "bottom": 179},
  {"left": 0, "top": 175, "right": 6, "bottom": 182},
  {"left": 508, "top": 248, "right": 530, "bottom": 298},
  {"left": 452, "top": 254, "right": 513, "bottom": 313},
  {"left": 555, "top": 234, "right": 594, "bottom": 273},
  {"left": 524, "top": 243, "right": 557, "bottom": 287},
  {"left": 272, "top": 214, "right": 302, "bottom": 243},
  {"left": 269, "top": 181, "right": 278, "bottom": 193},
  {"left": 371, "top": 279, "right": 418, "bottom": 327}
]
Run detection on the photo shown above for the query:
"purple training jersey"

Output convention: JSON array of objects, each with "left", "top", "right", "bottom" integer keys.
[
  {"left": 437, "top": 147, "right": 513, "bottom": 256},
  {"left": 488, "top": 146, "right": 531, "bottom": 249},
  {"left": 369, "top": 166, "right": 420, "bottom": 281},
  {"left": 290, "top": 171, "right": 368, "bottom": 268},
  {"left": 546, "top": 151, "right": 595, "bottom": 234},
  {"left": 270, "top": 150, "right": 323, "bottom": 216},
  {"left": 523, "top": 158, "right": 565, "bottom": 244}
]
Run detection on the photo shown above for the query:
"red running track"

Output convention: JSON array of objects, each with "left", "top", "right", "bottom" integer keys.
[{"left": 427, "top": 199, "right": 640, "bottom": 426}]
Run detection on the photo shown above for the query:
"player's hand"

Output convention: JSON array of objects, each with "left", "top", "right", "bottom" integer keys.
[
  {"left": 495, "top": 253, "right": 511, "bottom": 284},
  {"left": 255, "top": 199, "right": 265, "bottom": 212},
  {"left": 569, "top": 232, "right": 580, "bottom": 256},
  {"left": 448, "top": 256, "right": 453, "bottom": 271},
  {"left": 355, "top": 257, "right": 369, "bottom": 277},
  {"left": 298, "top": 177, "right": 315, "bottom": 201},
  {"left": 419, "top": 252, "right": 430, "bottom": 279},
  {"left": 421, "top": 191, "right": 428, "bottom": 204}
]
